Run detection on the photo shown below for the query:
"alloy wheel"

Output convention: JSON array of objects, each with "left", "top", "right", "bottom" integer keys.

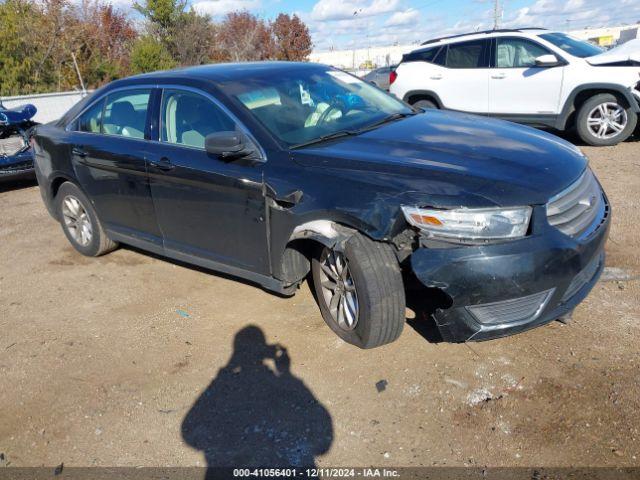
[
  {"left": 61, "top": 195, "right": 93, "bottom": 247},
  {"left": 318, "top": 248, "right": 359, "bottom": 331},
  {"left": 587, "top": 102, "right": 628, "bottom": 139}
]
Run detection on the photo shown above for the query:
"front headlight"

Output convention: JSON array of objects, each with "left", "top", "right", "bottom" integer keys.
[{"left": 401, "top": 205, "right": 532, "bottom": 243}]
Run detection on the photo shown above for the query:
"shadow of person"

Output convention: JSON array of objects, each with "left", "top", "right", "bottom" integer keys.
[{"left": 182, "top": 325, "right": 333, "bottom": 475}]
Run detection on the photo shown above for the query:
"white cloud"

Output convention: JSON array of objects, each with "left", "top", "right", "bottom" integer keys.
[
  {"left": 385, "top": 8, "right": 420, "bottom": 27},
  {"left": 192, "top": 0, "right": 260, "bottom": 17},
  {"left": 311, "top": 0, "right": 400, "bottom": 22}
]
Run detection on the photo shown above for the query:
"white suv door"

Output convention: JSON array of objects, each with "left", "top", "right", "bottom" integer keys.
[
  {"left": 489, "top": 37, "right": 565, "bottom": 115},
  {"left": 434, "top": 39, "right": 491, "bottom": 113}
]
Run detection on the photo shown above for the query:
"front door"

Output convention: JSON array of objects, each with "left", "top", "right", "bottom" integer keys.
[
  {"left": 489, "top": 37, "right": 564, "bottom": 115},
  {"left": 146, "top": 88, "right": 270, "bottom": 274},
  {"left": 69, "top": 88, "right": 162, "bottom": 244}
]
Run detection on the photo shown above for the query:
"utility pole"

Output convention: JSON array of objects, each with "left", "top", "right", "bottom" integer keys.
[{"left": 493, "top": 0, "right": 501, "bottom": 30}]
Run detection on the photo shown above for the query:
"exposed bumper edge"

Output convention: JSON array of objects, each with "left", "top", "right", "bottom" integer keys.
[{"left": 410, "top": 210, "right": 610, "bottom": 342}]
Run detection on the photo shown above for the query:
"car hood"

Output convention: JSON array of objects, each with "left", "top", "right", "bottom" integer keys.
[
  {"left": 292, "top": 110, "right": 588, "bottom": 208},
  {"left": 587, "top": 39, "right": 640, "bottom": 65}
]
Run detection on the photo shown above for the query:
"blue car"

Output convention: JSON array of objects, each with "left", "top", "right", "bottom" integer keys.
[
  {"left": 0, "top": 100, "right": 37, "bottom": 180},
  {"left": 32, "top": 62, "right": 609, "bottom": 348}
]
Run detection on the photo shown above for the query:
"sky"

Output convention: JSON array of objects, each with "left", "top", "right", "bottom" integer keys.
[{"left": 148, "top": 0, "right": 640, "bottom": 51}]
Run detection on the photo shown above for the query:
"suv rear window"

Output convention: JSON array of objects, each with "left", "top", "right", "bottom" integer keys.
[{"left": 402, "top": 47, "right": 439, "bottom": 63}]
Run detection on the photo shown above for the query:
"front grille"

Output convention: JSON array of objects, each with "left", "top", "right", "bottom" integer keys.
[
  {"left": 466, "top": 289, "right": 554, "bottom": 325},
  {"left": 546, "top": 169, "right": 604, "bottom": 238},
  {"left": 562, "top": 253, "right": 603, "bottom": 302}
]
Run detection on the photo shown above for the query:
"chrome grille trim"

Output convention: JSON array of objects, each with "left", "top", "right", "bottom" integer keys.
[{"left": 546, "top": 169, "right": 604, "bottom": 238}]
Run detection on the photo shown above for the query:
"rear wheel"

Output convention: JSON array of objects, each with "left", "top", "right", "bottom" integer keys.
[
  {"left": 576, "top": 93, "right": 637, "bottom": 146},
  {"left": 311, "top": 233, "right": 405, "bottom": 349},
  {"left": 55, "top": 182, "right": 118, "bottom": 257},
  {"left": 412, "top": 99, "right": 438, "bottom": 110}
]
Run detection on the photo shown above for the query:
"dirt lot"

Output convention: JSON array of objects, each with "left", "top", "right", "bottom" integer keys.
[{"left": 1, "top": 138, "right": 639, "bottom": 471}]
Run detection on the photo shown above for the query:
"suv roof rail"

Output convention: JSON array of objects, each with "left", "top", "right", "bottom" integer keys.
[{"left": 420, "top": 27, "right": 547, "bottom": 46}]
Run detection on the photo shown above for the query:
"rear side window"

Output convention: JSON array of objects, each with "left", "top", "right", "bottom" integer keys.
[
  {"left": 76, "top": 100, "right": 104, "bottom": 133},
  {"left": 102, "top": 89, "right": 151, "bottom": 139},
  {"left": 446, "top": 40, "right": 489, "bottom": 68},
  {"left": 402, "top": 47, "right": 439, "bottom": 63}
]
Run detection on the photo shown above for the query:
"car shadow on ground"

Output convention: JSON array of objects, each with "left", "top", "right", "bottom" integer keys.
[
  {"left": 181, "top": 325, "right": 333, "bottom": 475},
  {"left": 0, "top": 176, "right": 37, "bottom": 193}
]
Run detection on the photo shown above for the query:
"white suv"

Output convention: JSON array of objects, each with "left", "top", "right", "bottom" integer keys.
[{"left": 390, "top": 28, "right": 640, "bottom": 146}]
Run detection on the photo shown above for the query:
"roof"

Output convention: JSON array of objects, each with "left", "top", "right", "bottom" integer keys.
[
  {"left": 122, "top": 61, "right": 327, "bottom": 84},
  {"left": 420, "top": 27, "right": 548, "bottom": 46}
]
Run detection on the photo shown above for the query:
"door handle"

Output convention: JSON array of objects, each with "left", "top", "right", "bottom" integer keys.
[
  {"left": 71, "top": 146, "right": 87, "bottom": 158},
  {"left": 491, "top": 73, "right": 506, "bottom": 79},
  {"left": 430, "top": 74, "right": 443, "bottom": 80},
  {"left": 149, "top": 157, "right": 175, "bottom": 172}
]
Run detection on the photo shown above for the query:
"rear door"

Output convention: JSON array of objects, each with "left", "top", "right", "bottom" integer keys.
[
  {"left": 433, "top": 39, "right": 490, "bottom": 113},
  {"left": 489, "top": 37, "right": 564, "bottom": 115},
  {"left": 146, "top": 87, "right": 270, "bottom": 274},
  {"left": 67, "top": 88, "right": 162, "bottom": 245}
]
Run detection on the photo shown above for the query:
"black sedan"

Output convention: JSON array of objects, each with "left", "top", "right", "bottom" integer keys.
[{"left": 32, "top": 62, "right": 609, "bottom": 348}]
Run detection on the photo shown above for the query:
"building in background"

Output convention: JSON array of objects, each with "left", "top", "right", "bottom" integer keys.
[{"left": 569, "top": 23, "right": 639, "bottom": 47}]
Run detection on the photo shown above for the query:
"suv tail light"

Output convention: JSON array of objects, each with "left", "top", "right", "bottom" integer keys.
[{"left": 389, "top": 70, "right": 397, "bottom": 85}]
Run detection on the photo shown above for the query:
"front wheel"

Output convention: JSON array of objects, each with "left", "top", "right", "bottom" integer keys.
[
  {"left": 311, "top": 233, "right": 405, "bottom": 349},
  {"left": 575, "top": 93, "right": 637, "bottom": 146}
]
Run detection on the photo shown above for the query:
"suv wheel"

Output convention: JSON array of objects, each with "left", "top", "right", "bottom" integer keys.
[
  {"left": 311, "top": 232, "right": 405, "bottom": 349},
  {"left": 576, "top": 93, "right": 637, "bottom": 146},
  {"left": 56, "top": 182, "right": 118, "bottom": 257},
  {"left": 412, "top": 99, "right": 438, "bottom": 110}
]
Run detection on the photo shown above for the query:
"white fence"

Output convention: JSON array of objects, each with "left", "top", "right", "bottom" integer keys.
[{"left": 1, "top": 90, "right": 91, "bottom": 124}]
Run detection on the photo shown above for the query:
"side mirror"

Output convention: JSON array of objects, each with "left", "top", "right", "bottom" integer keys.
[
  {"left": 535, "top": 54, "right": 560, "bottom": 67},
  {"left": 204, "top": 130, "right": 261, "bottom": 162}
]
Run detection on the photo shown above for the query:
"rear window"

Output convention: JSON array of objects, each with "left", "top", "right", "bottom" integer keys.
[{"left": 402, "top": 47, "right": 440, "bottom": 63}]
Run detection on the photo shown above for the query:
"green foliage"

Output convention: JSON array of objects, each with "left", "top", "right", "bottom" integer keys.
[
  {"left": 130, "top": 36, "right": 177, "bottom": 74},
  {"left": 0, "top": 0, "right": 314, "bottom": 95}
]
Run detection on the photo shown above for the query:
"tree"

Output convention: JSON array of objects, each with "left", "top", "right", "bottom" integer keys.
[
  {"left": 213, "top": 11, "right": 274, "bottom": 62},
  {"left": 271, "top": 13, "right": 312, "bottom": 61},
  {"left": 130, "top": 35, "right": 176, "bottom": 74},
  {"left": 134, "top": 0, "right": 187, "bottom": 39},
  {"left": 172, "top": 10, "right": 217, "bottom": 66}
]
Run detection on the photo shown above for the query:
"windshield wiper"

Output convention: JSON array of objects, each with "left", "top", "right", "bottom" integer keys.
[
  {"left": 357, "top": 111, "right": 418, "bottom": 133},
  {"left": 290, "top": 130, "right": 359, "bottom": 150}
]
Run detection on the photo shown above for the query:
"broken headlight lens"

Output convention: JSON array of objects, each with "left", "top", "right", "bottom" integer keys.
[{"left": 401, "top": 205, "right": 532, "bottom": 243}]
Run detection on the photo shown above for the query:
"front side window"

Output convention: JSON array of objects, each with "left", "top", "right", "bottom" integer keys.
[
  {"left": 228, "top": 68, "right": 413, "bottom": 147},
  {"left": 539, "top": 32, "right": 604, "bottom": 58},
  {"left": 161, "top": 90, "right": 235, "bottom": 149},
  {"left": 496, "top": 38, "right": 552, "bottom": 68},
  {"left": 76, "top": 99, "right": 104, "bottom": 133},
  {"left": 102, "top": 89, "right": 151, "bottom": 139},
  {"left": 446, "top": 40, "right": 489, "bottom": 68}
]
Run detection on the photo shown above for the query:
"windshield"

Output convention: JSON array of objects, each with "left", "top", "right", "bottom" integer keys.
[
  {"left": 228, "top": 68, "right": 413, "bottom": 147},
  {"left": 539, "top": 32, "right": 604, "bottom": 58}
]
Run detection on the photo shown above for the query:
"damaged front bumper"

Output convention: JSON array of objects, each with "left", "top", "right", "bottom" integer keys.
[
  {"left": 410, "top": 203, "right": 611, "bottom": 342},
  {"left": 0, "top": 149, "right": 34, "bottom": 181}
]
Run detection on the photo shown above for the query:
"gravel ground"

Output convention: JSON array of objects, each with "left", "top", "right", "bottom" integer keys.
[{"left": 0, "top": 138, "right": 639, "bottom": 471}]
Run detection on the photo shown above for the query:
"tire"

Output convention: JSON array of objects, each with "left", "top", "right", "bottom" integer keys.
[
  {"left": 311, "top": 232, "right": 405, "bottom": 349},
  {"left": 55, "top": 182, "right": 118, "bottom": 257},
  {"left": 412, "top": 99, "right": 438, "bottom": 110},
  {"left": 575, "top": 93, "right": 637, "bottom": 146}
]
